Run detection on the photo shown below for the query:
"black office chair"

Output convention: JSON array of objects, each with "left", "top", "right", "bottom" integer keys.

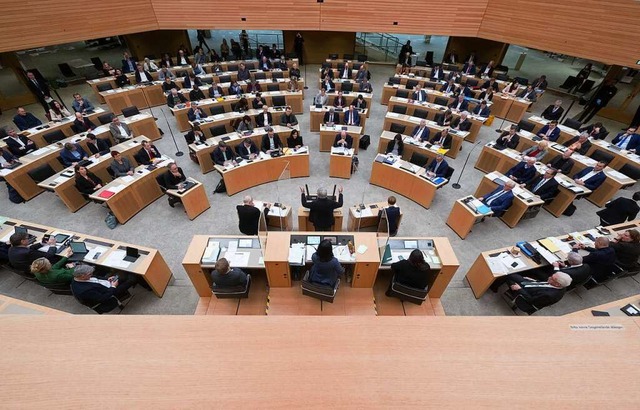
[
  {"left": 563, "top": 118, "right": 582, "bottom": 130},
  {"left": 444, "top": 165, "right": 455, "bottom": 180},
  {"left": 413, "top": 109, "right": 428, "bottom": 119},
  {"left": 559, "top": 75, "right": 579, "bottom": 90},
  {"left": 353, "top": 63, "right": 362, "bottom": 71},
  {"left": 577, "top": 80, "right": 595, "bottom": 94},
  {"left": 434, "top": 96, "right": 449, "bottom": 106},
  {"left": 517, "top": 120, "right": 535, "bottom": 132},
  {"left": 245, "top": 62, "right": 256, "bottom": 70},
  {"left": 406, "top": 79, "right": 419, "bottom": 89},
  {"left": 514, "top": 77, "right": 528, "bottom": 86},
  {"left": 210, "top": 105, "right": 226, "bottom": 116},
  {"left": 267, "top": 83, "right": 279, "bottom": 92},
  {"left": 272, "top": 95, "right": 286, "bottom": 107},
  {"left": 392, "top": 105, "right": 407, "bottom": 115},
  {"left": 389, "top": 124, "right": 406, "bottom": 134},
  {"left": 227, "top": 64, "right": 238, "bottom": 72},
  {"left": 425, "top": 81, "right": 438, "bottom": 89},
  {"left": 253, "top": 72, "right": 266, "bottom": 80},
  {"left": 409, "top": 152, "right": 429, "bottom": 167},
  {"left": 328, "top": 54, "right": 338, "bottom": 60},
  {"left": 27, "top": 163, "right": 56, "bottom": 183},
  {"left": 337, "top": 63, "right": 345, "bottom": 72},
  {"left": 212, "top": 274, "right": 252, "bottom": 299},
  {"left": 496, "top": 73, "right": 509, "bottom": 81},
  {"left": 341, "top": 82, "right": 353, "bottom": 92},
  {"left": 97, "top": 83, "right": 113, "bottom": 92},
  {"left": 73, "top": 290, "right": 130, "bottom": 314},
  {"left": 465, "top": 78, "right": 479, "bottom": 87},
  {"left": 272, "top": 71, "right": 283, "bottom": 79},
  {"left": 321, "top": 62, "right": 331, "bottom": 69},
  {"left": 40, "top": 282, "right": 73, "bottom": 296},
  {"left": 301, "top": 271, "right": 339, "bottom": 303},
  {"left": 396, "top": 89, "right": 410, "bottom": 99},
  {"left": 425, "top": 51, "right": 434, "bottom": 66},
  {"left": 200, "top": 77, "right": 213, "bottom": 85},
  {"left": 210, "top": 125, "right": 228, "bottom": 137},
  {"left": 97, "top": 113, "right": 115, "bottom": 125},
  {"left": 106, "top": 167, "right": 116, "bottom": 180},
  {"left": 416, "top": 60, "right": 427, "bottom": 67},
  {"left": 56, "top": 156, "right": 66, "bottom": 167},
  {"left": 589, "top": 150, "right": 614, "bottom": 164},
  {"left": 218, "top": 75, "right": 232, "bottom": 83},
  {"left": 43, "top": 130, "right": 66, "bottom": 144},
  {"left": 433, "top": 113, "right": 444, "bottom": 124},
  {"left": 58, "top": 63, "right": 77, "bottom": 79},
  {"left": 90, "top": 57, "right": 103, "bottom": 71},
  {"left": 503, "top": 290, "right": 540, "bottom": 315},
  {"left": 343, "top": 54, "right": 354, "bottom": 60},
  {"left": 385, "top": 275, "right": 429, "bottom": 305},
  {"left": 156, "top": 173, "right": 168, "bottom": 193},
  {"left": 619, "top": 163, "right": 640, "bottom": 180},
  {"left": 388, "top": 77, "right": 401, "bottom": 85},
  {"left": 176, "top": 71, "right": 186, "bottom": 78},
  {"left": 357, "top": 54, "right": 368, "bottom": 62},
  {"left": 121, "top": 106, "right": 140, "bottom": 118}
]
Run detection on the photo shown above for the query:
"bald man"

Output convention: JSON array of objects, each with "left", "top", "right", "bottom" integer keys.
[{"left": 236, "top": 195, "right": 270, "bottom": 235}]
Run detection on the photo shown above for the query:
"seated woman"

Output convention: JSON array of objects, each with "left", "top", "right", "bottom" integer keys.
[
  {"left": 236, "top": 115, "right": 254, "bottom": 132},
  {"left": 48, "top": 100, "right": 71, "bottom": 121},
  {"left": 309, "top": 239, "right": 344, "bottom": 287},
  {"left": 385, "top": 133, "right": 404, "bottom": 156},
  {"left": 30, "top": 257, "right": 75, "bottom": 285},
  {"left": 386, "top": 249, "right": 434, "bottom": 296},
  {"left": 110, "top": 151, "right": 134, "bottom": 177},
  {"left": 114, "top": 69, "right": 130, "bottom": 87},
  {"left": 234, "top": 97, "right": 249, "bottom": 112},
  {"left": 287, "top": 129, "right": 304, "bottom": 149},
  {"left": 163, "top": 162, "right": 187, "bottom": 207},
  {"left": 74, "top": 164, "right": 103, "bottom": 195},
  {"left": 521, "top": 140, "right": 549, "bottom": 161},
  {"left": 185, "top": 125, "right": 206, "bottom": 144}
]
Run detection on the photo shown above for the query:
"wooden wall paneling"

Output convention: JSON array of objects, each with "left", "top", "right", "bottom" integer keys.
[
  {"left": 443, "top": 37, "right": 509, "bottom": 66},
  {"left": 283, "top": 31, "right": 356, "bottom": 64},
  {"left": 0, "top": 53, "right": 36, "bottom": 110},
  {"left": 123, "top": 30, "right": 192, "bottom": 61}
]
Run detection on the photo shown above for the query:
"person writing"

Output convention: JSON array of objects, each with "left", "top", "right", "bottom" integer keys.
[
  {"left": 386, "top": 249, "right": 434, "bottom": 297},
  {"left": 300, "top": 186, "right": 344, "bottom": 231},
  {"left": 309, "top": 239, "right": 344, "bottom": 287}
]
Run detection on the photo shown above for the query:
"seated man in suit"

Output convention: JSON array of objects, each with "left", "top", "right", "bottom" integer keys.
[
  {"left": 208, "top": 81, "right": 224, "bottom": 98},
  {"left": 333, "top": 130, "right": 353, "bottom": 149},
  {"left": 237, "top": 63, "right": 251, "bottom": 81},
  {"left": 343, "top": 105, "right": 360, "bottom": 126},
  {"left": 255, "top": 106, "right": 273, "bottom": 128},
  {"left": 300, "top": 185, "right": 344, "bottom": 231},
  {"left": 134, "top": 64, "right": 152, "bottom": 83},
  {"left": 430, "top": 64, "right": 444, "bottom": 81},
  {"left": 3, "top": 128, "right": 36, "bottom": 157},
  {"left": 448, "top": 94, "right": 468, "bottom": 112},
  {"left": 412, "top": 84, "right": 427, "bottom": 102},
  {"left": 495, "top": 125, "right": 520, "bottom": 149},
  {"left": 71, "top": 93, "right": 95, "bottom": 114},
  {"left": 459, "top": 84, "right": 474, "bottom": 98},
  {"left": 339, "top": 62, "right": 352, "bottom": 80},
  {"left": 261, "top": 128, "right": 283, "bottom": 153},
  {"left": 478, "top": 180, "right": 515, "bottom": 215},
  {"left": 462, "top": 61, "right": 476, "bottom": 75},
  {"left": 575, "top": 237, "right": 616, "bottom": 283},
  {"left": 211, "top": 258, "right": 249, "bottom": 289},
  {"left": 183, "top": 74, "right": 202, "bottom": 90},
  {"left": 161, "top": 77, "right": 179, "bottom": 92},
  {"left": 411, "top": 119, "right": 430, "bottom": 141},
  {"left": 451, "top": 111, "right": 472, "bottom": 132},
  {"left": 8, "top": 232, "right": 58, "bottom": 274},
  {"left": 323, "top": 107, "right": 340, "bottom": 126},
  {"left": 236, "top": 137, "right": 259, "bottom": 160},
  {"left": 109, "top": 117, "right": 133, "bottom": 142},
  {"left": 611, "top": 127, "right": 639, "bottom": 152},
  {"left": 13, "top": 107, "right": 42, "bottom": 131},
  {"left": 314, "top": 89, "right": 328, "bottom": 106},
  {"left": 0, "top": 147, "right": 19, "bottom": 169},
  {"left": 252, "top": 93, "right": 267, "bottom": 110},
  {"left": 121, "top": 52, "right": 136, "bottom": 73},
  {"left": 211, "top": 141, "right": 236, "bottom": 166},
  {"left": 573, "top": 160, "right": 607, "bottom": 190},
  {"left": 430, "top": 128, "right": 452, "bottom": 149},
  {"left": 72, "top": 112, "right": 96, "bottom": 133},
  {"left": 279, "top": 106, "right": 298, "bottom": 127},
  {"left": 378, "top": 196, "right": 401, "bottom": 237},
  {"left": 187, "top": 102, "right": 206, "bottom": 122},
  {"left": 489, "top": 271, "right": 572, "bottom": 311},
  {"left": 359, "top": 78, "right": 373, "bottom": 93},
  {"left": 537, "top": 120, "right": 561, "bottom": 142},
  {"left": 547, "top": 149, "right": 574, "bottom": 174},
  {"left": 237, "top": 195, "right": 270, "bottom": 235},
  {"left": 579, "top": 122, "right": 608, "bottom": 140},
  {"left": 259, "top": 56, "right": 272, "bottom": 71},
  {"left": 531, "top": 75, "right": 548, "bottom": 92},
  {"left": 481, "top": 78, "right": 499, "bottom": 91},
  {"left": 478, "top": 61, "right": 495, "bottom": 78},
  {"left": 525, "top": 168, "right": 559, "bottom": 201},
  {"left": 563, "top": 132, "right": 591, "bottom": 155},
  {"left": 473, "top": 100, "right": 491, "bottom": 117},
  {"left": 189, "top": 85, "right": 206, "bottom": 101},
  {"left": 136, "top": 140, "right": 161, "bottom": 165},
  {"left": 157, "top": 66, "right": 176, "bottom": 81},
  {"left": 541, "top": 100, "right": 564, "bottom": 121},
  {"left": 517, "top": 85, "right": 538, "bottom": 102},
  {"left": 441, "top": 79, "right": 458, "bottom": 95},
  {"left": 333, "top": 91, "right": 347, "bottom": 109},
  {"left": 546, "top": 252, "right": 591, "bottom": 286},
  {"left": 60, "top": 142, "right": 89, "bottom": 167},
  {"left": 166, "top": 88, "right": 187, "bottom": 108},
  {"left": 596, "top": 192, "right": 640, "bottom": 226},
  {"left": 426, "top": 154, "right": 449, "bottom": 178},
  {"left": 322, "top": 76, "right": 335, "bottom": 93},
  {"left": 85, "top": 133, "right": 110, "bottom": 156},
  {"left": 352, "top": 94, "right": 367, "bottom": 110},
  {"left": 71, "top": 264, "right": 137, "bottom": 308},
  {"left": 506, "top": 157, "right": 537, "bottom": 184}
]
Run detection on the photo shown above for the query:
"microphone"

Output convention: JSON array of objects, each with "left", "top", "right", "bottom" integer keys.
[{"left": 451, "top": 140, "right": 484, "bottom": 189}]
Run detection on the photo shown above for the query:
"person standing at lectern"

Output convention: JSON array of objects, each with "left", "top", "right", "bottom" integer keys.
[{"left": 300, "top": 186, "right": 343, "bottom": 231}]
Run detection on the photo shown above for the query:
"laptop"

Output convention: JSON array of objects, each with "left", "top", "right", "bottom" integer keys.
[
  {"left": 14, "top": 226, "right": 36, "bottom": 244},
  {"left": 68, "top": 241, "right": 89, "bottom": 262},
  {"left": 123, "top": 246, "right": 140, "bottom": 262},
  {"left": 3, "top": 161, "right": 22, "bottom": 170}
]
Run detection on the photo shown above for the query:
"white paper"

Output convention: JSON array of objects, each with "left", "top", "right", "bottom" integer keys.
[
  {"left": 225, "top": 251, "right": 250, "bottom": 267},
  {"left": 498, "top": 252, "right": 526, "bottom": 270},
  {"left": 355, "top": 207, "right": 373, "bottom": 217},
  {"left": 110, "top": 184, "right": 126, "bottom": 193},
  {"left": 487, "top": 256, "right": 508, "bottom": 275},
  {"left": 53, "top": 176, "right": 68, "bottom": 184},
  {"left": 288, "top": 246, "right": 305, "bottom": 265},
  {"left": 238, "top": 239, "right": 253, "bottom": 248},
  {"left": 102, "top": 250, "right": 131, "bottom": 269},
  {"left": 356, "top": 244, "right": 368, "bottom": 254},
  {"left": 530, "top": 242, "right": 560, "bottom": 265},
  {"left": 84, "top": 245, "right": 109, "bottom": 262},
  {"left": 390, "top": 250, "right": 412, "bottom": 263},
  {"left": 120, "top": 176, "right": 135, "bottom": 183},
  {"left": 227, "top": 240, "right": 238, "bottom": 253}
]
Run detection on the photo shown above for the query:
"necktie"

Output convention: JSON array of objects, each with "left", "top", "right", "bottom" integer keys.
[
  {"left": 485, "top": 190, "right": 504, "bottom": 205},
  {"left": 533, "top": 178, "right": 546, "bottom": 193},
  {"left": 433, "top": 162, "right": 440, "bottom": 174},
  {"left": 147, "top": 149, "right": 154, "bottom": 159},
  {"left": 348, "top": 113, "right": 353, "bottom": 125},
  {"left": 415, "top": 128, "right": 423, "bottom": 138},
  {"left": 617, "top": 135, "right": 629, "bottom": 147}
]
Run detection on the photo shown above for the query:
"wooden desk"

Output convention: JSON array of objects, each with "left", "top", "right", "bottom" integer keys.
[
  {"left": 19, "top": 108, "right": 108, "bottom": 148},
  {"left": 383, "top": 112, "right": 468, "bottom": 159},
  {"left": 527, "top": 115, "right": 580, "bottom": 145},
  {"left": 215, "top": 150, "right": 309, "bottom": 195},
  {"left": 316, "top": 78, "right": 366, "bottom": 93},
  {"left": 370, "top": 154, "right": 446, "bottom": 209},
  {"left": 381, "top": 83, "right": 455, "bottom": 106},
  {"left": 319, "top": 125, "right": 362, "bottom": 153},
  {"left": 474, "top": 172, "right": 545, "bottom": 228},
  {"left": 309, "top": 106, "right": 369, "bottom": 133},
  {"left": 488, "top": 94, "right": 532, "bottom": 122},
  {"left": 464, "top": 220, "right": 640, "bottom": 299},
  {"left": 377, "top": 130, "right": 449, "bottom": 163},
  {"left": 446, "top": 196, "right": 493, "bottom": 239},
  {"left": 329, "top": 148, "right": 353, "bottom": 179},
  {"left": 166, "top": 179, "right": 211, "bottom": 220},
  {"left": 325, "top": 91, "right": 373, "bottom": 117},
  {"left": 566, "top": 294, "right": 640, "bottom": 317},
  {"left": 0, "top": 294, "right": 67, "bottom": 315},
  {"left": 297, "top": 208, "right": 343, "bottom": 232},
  {"left": 588, "top": 139, "right": 640, "bottom": 172},
  {"left": 237, "top": 200, "right": 294, "bottom": 231},
  {"left": 0, "top": 217, "right": 172, "bottom": 296},
  {"left": 346, "top": 202, "right": 403, "bottom": 232},
  {"left": 1, "top": 144, "right": 64, "bottom": 201}
]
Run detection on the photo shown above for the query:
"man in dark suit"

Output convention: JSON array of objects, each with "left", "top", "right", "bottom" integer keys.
[
  {"left": 441, "top": 79, "right": 458, "bottom": 94},
  {"left": 541, "top": 100, "right": 564, "bottom": 121},
  {"left": 426, "top": 154, "right": 449, "bottom": 178},
  {"left": 575, "top": 237, "right": 616, "bottom": 282},
  {"left": 378, "top": 196, "right": 401, "bottom": 236},
  {"left": 166, "top": 88, "right": 187, "bottom": 108},
  {"left": 259, "top": 56, "right": 272, "bottom": 71},
  {"left": 526, "top": 168, "right": 559, "bottom": 201},
  {"left": 479, "top": 180, "right": 515, "bottom": 215},
  {"left": 495, "top": 126, "right": 520, "bottom": 149},
  {"left": 411, "top": 119, "right": 430, "bottom": 141},
  {"left": 134, "top": 64, "right": 152, "bottom": 83},
  {"left": 537, "top": 121, "right": 561, "bottom": 142},
  {"left": 4, "top": 128, "right": 36, "bottom": 157},
  {"left": 578, "top": 79, "right": 617, "bottom": 123},
  {"left": 71, "top": 264, "right": 137, "bottom": 307},
  {"left": 430, "top": 128, "right": 452, "bottom": 149},
  {"left": 236, "top": 138, "right": 259, "bottom": 160},
  {"left": 25, "top": 71, "right": 51, "bottom": 111},
  {"left": 237, "top": 195, "right": 270, "bottom": 235},
  {"left": 300, "top": 185, "right": 344, "bottom": 231},
  {"left": 339, "top": 62, "right": 351, "bottom": 80},
  {"left": 563, "top": 132, "right": 592, "bottom": 155},
  {"left": 547, "top": 149, "right": 574, "bottom": 174},
  {"left": 211, "top": 141, "right": 236, "bottom": 165},
  {"left": 343, "top": 105, "right": 360, "bottom": 126},
  {"left": 451, "top": 111, "right": 472, "bottom": 132},
  {"left": 517, "top": 85, "right": 538, "bottom": 102},
  {"left": 261, "top": 128, "right": 283, "bottom": 153},
  {"left": 481, "top": 78, "right": 499, "bottom": 91},
  {"left": 211, "top": 258, "right": 248, "bottom": 289},
  {"left": 209, "top": 81, "right": 225, "bottom": 98},
  {"left": 596, "top": 192, "right": 640, "bottom": 226},
  {"left": 430, "top": 65, "right": 444, "bottom": 81},
  {"left": 121, "top": 52, "right": 136, "bottom": 73},
  {"left": 549, "top": 252, "right": 592, "bottom": 286},
  {"left": 573, "top": 161, "right": 607, "bottom": 190},
  {"left": 448, "top": 94, "right": 468, "bottom": 112},
  {"left": 462, "top": 61, "right": 476, "bottom": 75},
  {"left": 412, "top": 84, "right": 427, "bottom": 102},
  {"left": 579, "top": 122, "right": 608, "bottom": 140},
  {"left": 72, "top": 112, "right": 96, "bottom": 133},
  {"left": 333, "top": 130, "right": 353, "bottom": 149},
  {"left": 187, "top": 103, "right": 206, "bottom": 121},
  {"left": 256, "top": 106, "right": 273, "bottom": 128},
  {"left": 473, "top": 100, "right": 491, "bottom": 117},
  {"left": 506, "top": 157, "right": 537, "bottom": 184},
  {"left": 8, "top": 232, "right": 58, "bottom": 274},
  {"left": 611, "top": 127, "right": 640, "bottom": 152},
  {"left": 531, "top": 75, "right": 548, "bottom": 91},
  {"left": 136, "top": 140, "right": 161, "bottom": 165},
  {"left": 490, "top": 272, "right": 572, "bottom": 311},
  {"left": 333, "top": 91, "right": 347, "bottom": 108},
  {"left": 86, "top": 133, "right": 110, "bottom": 156},
  {"left": 13, "top": 107, "right": 42, "bottom": 131},
  {"left": 252, "top": 93, "right": 267, "bottom": 109},
  {"left": 478, "top": 61, "right": 495, "bottom": 78},
  {"left": 323, "top": 108, "right": 340, "bottom": 125}
]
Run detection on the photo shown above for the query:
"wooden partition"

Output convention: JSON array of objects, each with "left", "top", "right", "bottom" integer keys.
[
  {"left": 444, "top": 36, "right": 509, "bottom": 65},
  {"left": 283, "top": 31, "right": 355, "bottom": 64},
  {"left": 123, "top": 30, "right": 192, "bottom": 61}
]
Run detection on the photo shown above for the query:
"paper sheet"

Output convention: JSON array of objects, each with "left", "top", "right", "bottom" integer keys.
[
  {"left": 357, "top": 244, "right": 368, "bottom": 254},
  {"left": 238, "top": 239, "right": 253, "bottom": 248},
  {"left": 355, "top": 207, "right": 373, "bottom": 217},
  {"left": 225, "top": 251, "right": 250, "bottom": 267},
  {"left": 498, "top": 252, "right": 526, "bottom": 270},
  {"left": 288, "top": 245, "right": 305, "bottom": 265},
  {"left": 84, "top": 245, "right": 109, "bottom": 262},
  {"left": 102, "top": 250, "right": 131, "bottom": 269},
  {"left": 120, "top": 175, "right": 135, "bottom": 183},
  {"left": 53, "top": 176, "right": 68, "bottom": 184},
  {"left": 487, "top": 256, "right": 508, "bottom": 275},
  {"left": 110, "top": 184, "right": 126, "bottom": 193},
  {"left": 227, "top": 240, "right": 238, "bottom": 253}
]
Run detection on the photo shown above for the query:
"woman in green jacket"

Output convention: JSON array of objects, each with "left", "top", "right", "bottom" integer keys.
[{"left": 30, "top": 257, "right": 75, "bottom": 285}]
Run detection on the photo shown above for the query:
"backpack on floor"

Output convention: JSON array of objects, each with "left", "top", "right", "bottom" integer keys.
[
  {"left": 214, "top": 179, "right": 226, "bottom": 193},
  {"left": 105, "top": 212, "right": 118, "bottom": 229},
  {"left": 562, "top": 203, "right": 576, "bottom": 216},
  {"left": 351, "top": 156, "right": 359, "bottom": 174},
  {"left": 7, "top": 183, "right": 24, "bottom": 204},
  {"left": 359, "top": 135, "right": 371, "bottom": 150}
]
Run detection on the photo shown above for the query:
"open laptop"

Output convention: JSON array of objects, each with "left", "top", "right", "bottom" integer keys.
[
  {"left": 123, "top": 246, "right": 140, "bottom": 262},
  {"left": 14, "top": 226, "right": 36, "bottom": 244},
  {"left": 67, "top": 241, "right": 89, "bottom": 262}
]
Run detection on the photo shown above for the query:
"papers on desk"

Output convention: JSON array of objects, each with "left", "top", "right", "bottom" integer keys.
[
  {"left": 606, "top": 169, "right": 629, "bottom": 180},
  {"left": 331, "top": 146, "right": 353, "bottom": 156},
  {"left": 289, "top": 243, "right": 306, "bottom": 265},
  {"left": 110, "top": 184, "right": 126, "bottom": 193},
  {"left": 202, "top": 242, "right": 220, "bottom": 263},
  {"left": 120, "top": 175, "right": 135, "bottom": 184},
  {"left": 290, "top": 146, "right": 308, "bottom": 154},
  {"left": 258, "top": 152, "right": 270, "bottom": 160},
  {"left": 238, "top": 239, "right": 253, "bottom": 248},
  {"left": 31, "top": 147, "right": 50, "bottom": 156},
  {"left": 387, "top": 112, "right": 400, "bottom": 118},
  {"left": 212, "top": 114, "right": 225, "bottom": 120},
  {"left": 390, "top": 250, "right": 412, "bottom": 263},
  {"left": 53, "top": 176, "right": 68, "bottom": 184},
  {"left": 103, "top": 250, "right": 131, "bottom": 269},
  {"left": 334, "top": 245, "right": 355, "bottom": 262},
  {"left": 357, "top": 244, "right": 368, "bottom": 254},
  {"left": 0, "top": 169, "right": 11, "bottom": 177},
  {"left": 487, "top": 252, "right": 527, "bottom": 275},
  {"left": 227, "top": 240, "right": 238, "bottom": 253},
  {"left": 355, "top": 207, "right": 374, "bottom": 218},
  {"left": 539, "top": 237, "right": 572, "bottom": 254},
  {"left": 530, "top": 242, "right": 560, "bottom": 264},
  {"left": 85, "top": 245, "right": 109, "bottom": 262},
  {"left": 268, "top": 206, "right": 287, "bottom": 217},
  {"left": 225, "top": 251, "right": 250, "bottom": 267}
]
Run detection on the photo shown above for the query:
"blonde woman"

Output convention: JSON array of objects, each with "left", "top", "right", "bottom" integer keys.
[
  {"left": 30, "top": 257, "right": 75, "bottom": 285},
  {"left": 521, "top": 140, "right": 549, "bottom": 161}
]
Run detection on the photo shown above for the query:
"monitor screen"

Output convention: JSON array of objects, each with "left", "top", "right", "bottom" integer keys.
[
  {"left": 14, "top": 226, "right": 27, "bottom": 235},
  {"left": 70, "top": 241, "right": 87, "bottom": 253}
]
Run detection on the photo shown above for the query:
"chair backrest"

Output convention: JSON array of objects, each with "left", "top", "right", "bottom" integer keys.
[
  {"left": 272, "top": 95, "right": 286, "bottom": 107},
  {"left": 97, "top": 83, "right": 113, "bottom": 92},
  {"left": 156, "top": 173, "right": 168, "bottom": 191},
  {"left": 465, "top": 78, "right": 479, "bottom": 87},
  {"left": 43, "top": 130, "right": 65, "bottom": 144},
  {"left": 210, "top": 105, "right": 226, "bottom": 116},
  {"left": 577, "top": 80, "right": 595, "bottom": 94},
  {"left": 253, "top": 72, "right": 266, "bottom": 80},
  {"left": 389, "top": 124, "right": 406, "bottom": 134},
  {"left": 337, "top": 63, "right": 345, "bottom": 71},
  {"left": 562, "top": 118, "right": 582, "bottom": 130},
  {"left": 389, "top": 276, "right": 428, "bottom": 305},
  {"left": 396, "top": 89, "right": 410, "bottom": 99},
  {"left": 496, "top": 73, "right": 509, "bottom": 81},
  {"left": 425, "top": 51, "right": 434, "bottom": 65},
  {"left": 434, "top": 96, "right": 449, "bottom": 106},
  {"left": 97, "top": 113, "right": 115, "bottom": 125},
  {"left": 301, "top": 271, "right": 339, "bottom": 303},
  {"left": 245, "top": 62, "right": 256, "bottom": 70},
  {"left": 272, "top": 71, "right": 283, "bottom": 79},
  {"left": 413, "top": 109, "right": 428, "bottom": 119},
  {"left": 513, "top": 294, "right": 539, "bottom": 315},
  {"left": 416, "top": 60, "right": 427, "bottom": 67},
  {"left": 406, "top": 79, "right": 419, "bottom": 89},
  {"left": 357, "top": 54, "right": 368, "bottom": 62},
  {"left": 212, "top": 274, "right": 251, "bottom": 299},
  {"left": 425, "top": 81, "right": 438, "bottom": 89},
  {"left": 514, "top": 76, "right": 528, "bottom": 86},
  {"left": 343, "top": 54, "right": 354, "bottom": 60},
  {"left": 176, "top": 71, "right": 186, "bottom": 77},
  {"left": 106, "top": 167, "right": 116, "bottom": 180},
  {"left": 559, "top": 75, "right": 578, "bottom": 90},
  {"left": 409, "top": 152, "right": 429, "bottom": 167},
  {"left": 444, "top": 165, "right": 455, "bottom": 179},
  {"left": 211, "top": 125, "right": 228, "bottom": 137},
  {"left": 90, "top": 57, "right": 103, "bottom": 71},
  {"left": 200, "top": 77, "right": 213, "bottom": 85},
  {"left": 227, "top": 64, "right": 238, "bottom": 72},
  {"left": 388, "top": 77, "right": 401, "bottom": 85},
  {"left": 218, "top": 75, "right": 232, "bottom": 83},
  {"left": 267, "top": 83, "right": 279, "bottom": 92},
  {"left": 433, "top": 113, "right": 444, "bottom": 124},
  {"left": 341, "top": 82, "right": 353, "bottom": 92},
  {"left": 392, "top": 105, "right": 407, "bottom": 115},
  {"left": 353, "top": 63, "right": 362, "bottom": 71},
  {"left": 590, "top": 149, "right": 614, "bottom": 164},
  {"left": 517, "top": 120, "right": 535, "bottom": 132},
  {"left": 619, "top": 163, "right": 640, "bottom": 180},
  {"left": 27, "top": 163, "right": 56, "bottom": 183},
  {"left": 328, "top": 54, "right": 338, "bottom": 60},
  {"left": 321, "top": 62, "right": 331, "bottom": 69},
  {"left": 121, "top": 106, "right": 140, "bottom": 118},
  {"left": 58, "top": 63, "right": 75, "bottom": 78}
]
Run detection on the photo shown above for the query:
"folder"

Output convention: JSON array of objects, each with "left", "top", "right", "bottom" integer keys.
[
  {"left": 98, "top": 190, "right": 115, "bottom": 199},
  {"left": 538, "top": 238, "right": 560, "bottom": 253}
]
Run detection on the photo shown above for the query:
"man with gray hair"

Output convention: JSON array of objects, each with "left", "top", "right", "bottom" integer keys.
[
  {"left": 300, "top": 185, "right": 344, "bottom": 231},
  {"left": 236, "top": 195, "right": 270, "bottom": 235},
  {"left": 490, "top": 271, "right": 572, "bottom": 310},
  {"left": 541, "top": 99, "right": 564, "bottom": 121},
  {"left": 478, "top": 180, "right": 516, "bottom": 216},
  {"left": 71, "top": 264, "right": 137, "bottom": 308},
  {"left": 551, "top": 251, "right": 591, "bottom": 285},
  {"left": 562, "top": 131, "right": 592, "bottom": 155},
  {"left": 575, "top": 236, "right": 616, "bottom": 283}
]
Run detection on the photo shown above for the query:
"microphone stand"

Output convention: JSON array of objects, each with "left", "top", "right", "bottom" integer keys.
[
  {"left": 495, "top": 95, "right": 517, "bottom": 133},
  {"left": 303, "top": 62, "right": 308, "bottom": 90},
  {"left": 140, "top": 82, "right": 181, "bottom": 156},
  {"left": 451, "top": 140, "right": 484, "bottom": 189}
]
